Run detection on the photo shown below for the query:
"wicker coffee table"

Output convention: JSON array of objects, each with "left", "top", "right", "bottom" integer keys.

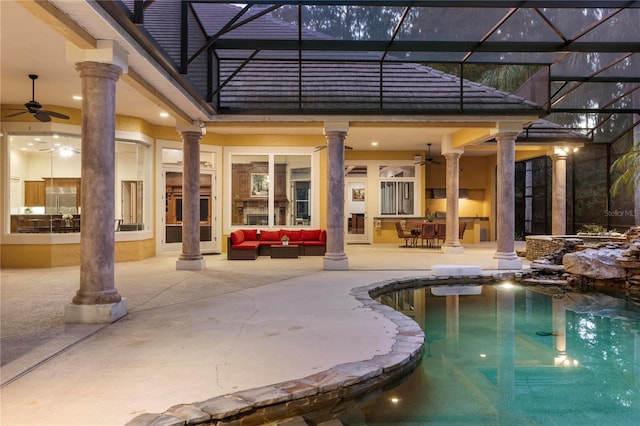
[{"left": 270, "top": 244, "right": 299, "bottom": 258}]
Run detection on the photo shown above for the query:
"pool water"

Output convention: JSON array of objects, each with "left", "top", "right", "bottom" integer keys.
[{"left": 352, "top": 284, "right": 640, "bottom": 425}]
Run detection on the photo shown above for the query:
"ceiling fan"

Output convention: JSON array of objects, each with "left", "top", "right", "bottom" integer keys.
[
  {"left": 39, "top": 146, "right": 81, "bottom": 155},
  {"left": 314, "top": 144, "right": 354, "bottom": 152},
  {"left": 5, "top": 74, "right": 70, "bottom": 122},
  {"left": 415, "top": 143, "right": 442, "bottom": 165}
]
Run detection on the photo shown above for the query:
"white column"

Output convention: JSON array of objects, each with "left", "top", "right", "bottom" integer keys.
[
  {"left": 323, "top": 122, "right": 349, "bottom": 270},
  {"left": 493, "top": 131, "right": 523, "bottom": 269},
  {"left": 65, "top": 61, "right": 127, "bottom": 323},
  {"left": 551, "top": 150, "right": 568, "bottom": 235},
  {"left": 176, "top": 123, "right": 206, "bottom": 271},
  {"left": 442, "top": 138, "right": 464, "bottom": 253}
]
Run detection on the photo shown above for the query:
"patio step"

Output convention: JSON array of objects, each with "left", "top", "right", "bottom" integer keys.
[{"left": 431, "top": 264, "right": 482, "bottom": 276}]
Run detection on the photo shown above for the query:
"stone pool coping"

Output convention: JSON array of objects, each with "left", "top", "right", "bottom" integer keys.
[{"left": 126, "top": 272, "right": 525, "bottom": 426}]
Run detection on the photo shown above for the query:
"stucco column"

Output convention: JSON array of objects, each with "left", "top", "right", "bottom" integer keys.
[
  {"left": 65, "top": 61, "right": 127, "bottom": 323},
  {"left": 551, "top": 151, "right": 567, "bottom": 235},
  {"left": 323, "top": 122, "right": 349, "bottom": 270},
  {"left": 493, "top": 132, "right": 522, "bottom": 269},
  {"left": 443, "top": 151, "right": 463, "bottom": 253},
  {"left": 176, "top": 127, "right": 206, "bottom": 271}
]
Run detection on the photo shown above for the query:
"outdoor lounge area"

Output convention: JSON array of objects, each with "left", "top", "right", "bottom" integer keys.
[
  {"left": 227, "top": 228, "right": 327, "bottom": 259},
  {"left": 1, "top": 1, "right": 638, "bottom": 425}
]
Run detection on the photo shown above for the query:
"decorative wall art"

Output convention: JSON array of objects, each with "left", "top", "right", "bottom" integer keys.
[
  {"left": 352, "top": 188, "right": 365, "bottom": 201},
  {"left": 251, "top": 173, "right": 269, "bottom": 197}
]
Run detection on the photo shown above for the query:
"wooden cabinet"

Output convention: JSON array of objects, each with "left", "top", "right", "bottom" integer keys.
[
  {"left": 24, "top": 178, "right": 82, "bottom": 209},
  {"left": 24, "top": 181, "right": 45, "bottom": 206}
]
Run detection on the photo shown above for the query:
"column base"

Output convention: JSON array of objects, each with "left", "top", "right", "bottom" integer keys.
[
  {"left": 323, "top": 252, "right": 349, "bottom": 270},
  {"left": 441, "top": 245, "right": 464, "bottom": 254},
  {"left": 176, "top": 258, "right": 207, "bottom": 271},
  {"left": 64, "top": 298, "right": 127, "bottom": 324},
  {"left": 493, "top": 252, "right": 523, "bottom": 270}
]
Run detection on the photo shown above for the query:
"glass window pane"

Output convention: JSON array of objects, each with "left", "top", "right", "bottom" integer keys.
[
  {"left": 400, "top": 182, "right": 415, "bottom": 215},
  {"left": 230, "top": 154, "right": 312, "bottom": 228},
  {"left": 379, "top": 165, "right": 415, "bottom": 178},
  {"left": 10, "top": 133, "right": 149, "bottom": 235},
  {"left": 9, "top": 133, "right": 81, "bottom": 234},
  {"left": 380, "top": 181, "right": 396, "bottom": 215},
  {"left": 231, "top": 155, "right": 269, "bottom": 226},
  {"left": 276, "top": 155, "right": 312, "bottom": 227}
]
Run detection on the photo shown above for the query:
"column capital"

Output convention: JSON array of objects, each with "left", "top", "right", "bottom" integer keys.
[
  {"left": 177, "top": 120, "right": 206, "bottom": 134},
  {"left": 443, "top": 151, "right": 462, "bottom": 161},
  {"left": 67, "top": 40, "right": 128, "bottom": 72},
  {"left": 323, "top": 121, "right": 349, "bottom": 135},
  {"left": 75, "top": 61, "right": 123, "bottom": 82},
  {"left": 493, "top": 131, "right": 520, "bottom": 143},
  {"left": 491, "top": 121, "right": 523, "bottom": 136}
]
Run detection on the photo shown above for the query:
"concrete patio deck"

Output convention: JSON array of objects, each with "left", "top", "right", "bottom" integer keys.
[{"left": 1, "top": 242, "right": 528, "bottom": 425}]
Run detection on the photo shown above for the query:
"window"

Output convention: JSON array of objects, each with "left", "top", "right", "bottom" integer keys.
[
  {"left": 230, "top": 153, "right": 312, "bottom": 227},
  {"left": 7, "top": 132, "right": 149, "bottom": 234},
  {"left": 379, "top": 165, "right": 416, "bottom": 216}
]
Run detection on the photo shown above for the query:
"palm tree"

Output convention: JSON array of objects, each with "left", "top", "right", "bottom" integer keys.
[{"left": 610, "top": 138, "right": 640, "bottom": 197}]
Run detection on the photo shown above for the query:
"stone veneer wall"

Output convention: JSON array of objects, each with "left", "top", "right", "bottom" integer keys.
[{"left": 525, "top": 236, "right": 563, "bottom": 261}]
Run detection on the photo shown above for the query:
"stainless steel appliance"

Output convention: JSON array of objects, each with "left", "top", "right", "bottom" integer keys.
[{"left": 45, "top": 187, "right": 77, "bottom": 215}]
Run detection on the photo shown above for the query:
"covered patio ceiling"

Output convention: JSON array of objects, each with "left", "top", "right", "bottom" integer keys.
[{"left": 96, "top": 0, "right": 639, "bottom": 145}]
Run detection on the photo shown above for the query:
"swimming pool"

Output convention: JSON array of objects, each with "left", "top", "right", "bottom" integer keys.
[{"left": 350, "top": 284, "right": 640, "bottom": 425}]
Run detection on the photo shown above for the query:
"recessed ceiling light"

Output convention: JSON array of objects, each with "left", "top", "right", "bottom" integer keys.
[
  {"left": 27, "top": 142, "right": 34, "bottom": 146},
  {"left": 371, "top": 141, "right": 378, "bottom": 146},
  {"left": 34, "top": 137, "right": 41, "bottom": 141},
  {"left": 73, "top": 95, "right": 82, "bottom": 100},
  {"left": 160, "top": 112, "right": 169, "bottom": 118}
]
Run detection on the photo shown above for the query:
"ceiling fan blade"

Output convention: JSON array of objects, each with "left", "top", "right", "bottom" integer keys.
[
  {"left": 5, "top": 110, "right": 27, "bottom": 118},
  {"left": 34, "top": 111, "right": 52, "bottom": 122},
  {"left": 41, "top": 110, "right": 70, "bottom": 120}
]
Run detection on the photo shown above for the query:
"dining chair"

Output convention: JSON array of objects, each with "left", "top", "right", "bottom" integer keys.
[
  {"left": 458, "top": 222, "right": 467, "bottom": 240},
  {"left": 436, "top": 223, "right": 447, "bottom": 247},
  {"left": 421, "top": 223, "right": 437, "bottom": 248},
  {"left": 395, "top": 222, "right": 413, "bottom": 247}
]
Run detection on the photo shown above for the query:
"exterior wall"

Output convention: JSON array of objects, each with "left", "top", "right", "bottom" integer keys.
[
  {"left": 2, "top": 110, "right": 510, "bottom": 264},
  {"left": 1, "top": 111, "right": 158, "bottom": 268},
  {"left": 1, "top": 240, "right": 155, "bottom": 268}
]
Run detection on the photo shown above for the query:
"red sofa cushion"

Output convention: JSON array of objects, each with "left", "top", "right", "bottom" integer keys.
[
  {"left": 300, "top": 229, "right": 321, "bottom": 241},
  {"left": 230, "top": 230, "right": 245, "bottom": 245},
  {"left": 320, "top": 230, "right": 327, "bottom": 242},
  {"left": 260, "top": 230, "right": 280, "bottom": 241},
  {"left": 280, "top": 229, "right": 302, "bottom": 241},
  {"left": 234, "top": 241, "right": 260, "bottom": 249},
  {"left": 243, "top": 229, "right": 258, "bottom": 241}
]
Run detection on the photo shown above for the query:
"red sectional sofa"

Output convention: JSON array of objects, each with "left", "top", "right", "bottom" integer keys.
[{"left": 227, "top": 228, "right": 327, "bottom": 260}]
